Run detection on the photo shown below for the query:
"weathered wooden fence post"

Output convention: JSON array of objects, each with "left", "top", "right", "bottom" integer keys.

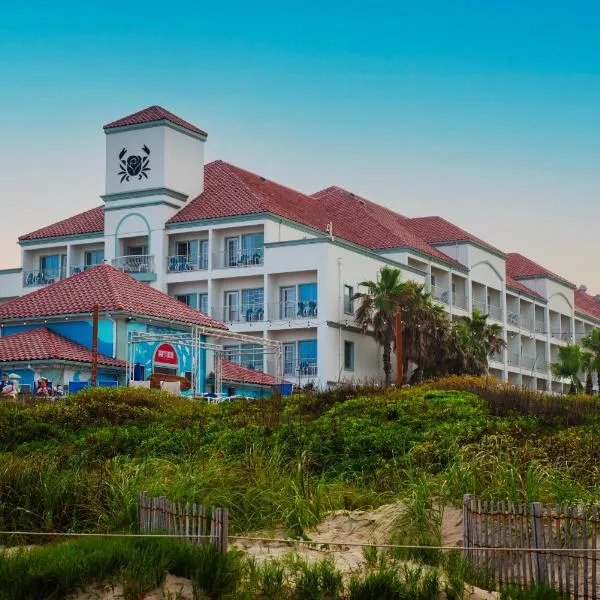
[
  {"left": 463, "top": 494, "right": 472, "bottom": 562},
  {"left": 531, "top": 502, "right": 547, "bottom": 586}
]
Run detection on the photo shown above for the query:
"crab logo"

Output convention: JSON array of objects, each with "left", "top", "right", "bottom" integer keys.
[{"left": 118, "top": 145, "right": 151, "bottom": 182}]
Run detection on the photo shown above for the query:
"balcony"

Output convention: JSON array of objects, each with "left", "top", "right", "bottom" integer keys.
[
  {"left": 488, "top": 303, "right": 503, "bottom": 322},
  {"left": 111, "top": 255, "right": 155, "bottom": 280},
  {"left": 272, "top": 301, "right": 318, "bottom": 320},
  {"left": 284, "top": 359, "right": 318, "bottom": 377},
  {"left": 431, "top": 285, "right": 450, "bottom": 304},
  {"left": 472, "top": 299, "right": 487, "bottom": 314},
  {"left": 452, "top": 292, "right": 468, "bottom": 310},
  {"left": 520, "top": 316, "right": 534, "bottom": 331},
  {"left": 521, "top": 355, "right": 536, "bottom": 370},
  {"left": 489, "top": 351, "right": 504, "bottom": 364},
  {"left": 535, "top": 320, "right": 546, "bottom": 334},
  {"left": 214, "top": 305, "right": 265, "bottom": 323},
  {"left": 23, "top": 268, "right": 66, "bottom": 287},
  {"left": 507, "top": 352, "right": 520, "bottom": 367},
  {"left": 507, "top": 311, "right": 520, "bottom": 327},
  {"left": 167, "top": 254, "right": 208, "bottom": 273},
  {"left": 214, "top": 248, "right": 264, "bottom": 269},
  {"left": 535, "top": 360, "right": 548, "bottom": 373}
]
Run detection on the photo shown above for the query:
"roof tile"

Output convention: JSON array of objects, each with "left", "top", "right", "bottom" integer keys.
[
  {"left": 507, "top": 253, "right": 575, "bottom": 288},
  {"left": 19, "top": 206, "right": 104, "bottom": 242},
  {"left": 221, "top": 359, "right": 288, "bottom": 386},
  {"left": 575, "top": 289, "right": 600, "bottom": 321},
  {"left": 103, "top": 105, "right": 207, "bottom": 137},
  {"left": 0, "top": 327, "right": 124, "bottom": 367},
  {"left": 0, "top": 265, "right": 227, "bottom": 329}
]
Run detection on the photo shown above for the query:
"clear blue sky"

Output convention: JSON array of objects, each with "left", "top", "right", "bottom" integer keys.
[{"left": 2, "top": 1, "right": 599, "bottom": 290}]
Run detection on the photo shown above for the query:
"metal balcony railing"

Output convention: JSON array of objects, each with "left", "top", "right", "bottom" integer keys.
[
  {"left": 214, "top": 305, "right": 265, "bottom": 323},
  {"left": 284, "top": 358, "right": 318, "bottom": 377},
  {"left": 112, "top": 255, "right": 155, "bottom": 274},
  {"left": 535, "top": 360, "right": 548, "bottom": 373},
  {"left": 472, "top": 299, "right": 487, "bottom": 314},
  {"left": 520, "top": 316, "right": 534, "bottom": 331},
  {"left": 488, "top": 303, "right": 503, "bottom": 322},
  {"left": 273, "top": 300, "right": 318, "bottom": 320},
  {"left": 431, "top": 285, "right": 450, "bottom": 304},
  {"left": 167, "top": 254, "right": 209, "bottom": 272},
  {"left": 535, "top": 320, "right": 546, "bottom": 334},
  {"left": 23, "top": 268, "right": 66, "bottom": 287},
  {"left": 489, "top": 352, "right": 505, "bottom": 364},
  {"left": 521, "top": 355, "right": 536, "bottom": 370},
  {"left": 507, "top": 311, "right": 520, "bottom": 327},
  {"left": 214, "top": 248, "right": 264, "bottom": 269},
  {"left": 452, "top": 292, "right": 468, "bottom": 310},
  {"left": 507, "top": 352, "right": 520, "bottom": 367}
]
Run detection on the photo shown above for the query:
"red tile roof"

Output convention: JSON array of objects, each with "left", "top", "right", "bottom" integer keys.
[
  {"left": 0, "top": 327, "right": 124, "bottom": 367},
  {"left": 405, "top": 216, "right": 505, "bottom": 256},
  {"left": 0, "top": 265, "right": 227, "bottom": 329},
  {"left": 506, "top": 253, "right": 574, "bottom": 288},
  {"left": 574, "top": 289, "right": 600, "bottom": 321},
  {"left": 221, "top": 359, "right": 287, "bottom": 387},
  {"left": 103, "top": 105, "right": 207, "bottom": 137},
  {"left": 170, "top": 163, "right": 463, "bottom": 268},
  {"left": 19, "top": 206, "right": 104, "bottom": 241},
  {"left": 506, "top": 275, "right": 544, "bottom": 300}
]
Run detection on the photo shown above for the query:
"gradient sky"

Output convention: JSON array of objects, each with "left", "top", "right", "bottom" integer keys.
[{"left": 1, "top": 1, "right": 599, "bottom": 292}]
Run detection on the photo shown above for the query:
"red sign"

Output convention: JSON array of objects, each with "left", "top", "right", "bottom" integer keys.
[{"left": 154, "top": 343, "right": 178, "bottom": 366}]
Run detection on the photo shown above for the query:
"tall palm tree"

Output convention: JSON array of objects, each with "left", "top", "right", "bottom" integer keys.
[
  {"left": 354, "top": 266, "right": 407, "bottom": 386},
  {"left": 457, "top": 309, "right": 506, "bottom": 375},
  {"left": 551, "top": 344, "right": 584, "bottom": 394},
  {"left": 581, "top": 351, "right": 595, "bottom": 396},
  {"left": 582, "top": 328, "right": 600, "bottom": 394}
]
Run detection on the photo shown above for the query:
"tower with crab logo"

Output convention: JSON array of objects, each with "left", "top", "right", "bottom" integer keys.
[{"left": 102, "top": 105, "right": 207, "bottom": 291}]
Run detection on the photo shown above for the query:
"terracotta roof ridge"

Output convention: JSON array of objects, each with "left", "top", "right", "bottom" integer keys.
[{"left": 99, "top": 265, "right": 127, "bottom": 311}]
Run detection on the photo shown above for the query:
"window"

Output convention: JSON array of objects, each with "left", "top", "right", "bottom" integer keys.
[
  {"left": 279, "top": 283, "right": 317, "bottom": 319},
  {"left": 283, "top": 343, "right": 296, "bottom": 375},
  {"left": 127, "top": 245, "right": 148, "bottom": 256},
  {"left": 242, "top": 232, "right": 264, "bottom": 251},
  {"left": 223, "top": 345, "right": 240, "bottom": 363},
  {"left": 344, "top": 341, "right": 355, "bottom": 371},
  {"left": 298, "top": 340, "right": 317, "bottom": 375},
  {"left": 85, "top": 250, "right": 104, "bottom": 268},
  {"left": 431, "top": 274, "right": 436, "bottom": 288},
  {"left": 154, "top": 366, "right": 177, "bottom": 376},
  {"left": 344, "top": 285, "right": 354, "bottom": 314},
  {"left": 280, "top": 286, "right": 296, "bottom": 319},
  {"left": 225, "top": 237, "right": 240, "bottom": 267},
  {"left": 241, "top": 288, "right": 264, "bottom": 321},
  {"left": 39, "top": 254, "right": 65, "bottom": 280},
  {"left": 224, "top": 291, "right": 240, "bottom": 322},
  {"left": 241, "top": 343, "right": 264, "bottom": 371},
  {"left": 175, "top": 294, "right": 198, "bottom": 309},
  {"left": 199, "top": 293, "right": 209, "bottom": 314}
]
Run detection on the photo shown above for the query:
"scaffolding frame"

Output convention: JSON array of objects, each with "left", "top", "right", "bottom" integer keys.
[{"left": 126, "top": 326, "right": 283, "bottom": 396}]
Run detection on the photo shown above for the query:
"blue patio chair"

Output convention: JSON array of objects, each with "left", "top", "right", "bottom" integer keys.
[
  {"left": 307, "top": 301, "right": 317, "bottom": 317},
  {"left": 168, "top": 257, "right": 179, "bottom": 272},
  {"left": 239, "top": 254, "right": 249, "bottom": 266},
  {"left": 35, "top": 272, "right": 45, "bottom": 285},
  {"left": 252, "top": 251, "right": 262, "bottom": 264},
  {"left": 245, "top": 308, "right": 254, "bottom": 321},
  {"left": 297, "top": 301, "right": 305, "bottom": 317},
  {"left": 25, "top": 272, "right": 34, "bottom": 286},
  {"left": 255, "top": 307, "right": 264, "bottom": 320}
]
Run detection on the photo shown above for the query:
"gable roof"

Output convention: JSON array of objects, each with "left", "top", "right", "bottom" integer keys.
[
  {"left": 0, "top": 265, "right": 227, "bottom": 329},
  {"left": 405, "top": 216, "right": 505, "bottom": 256},
  {"left": 506, "top": 275, "right": 544, "bottom": 301},
  {"left": 19, "top": 206, "right": 104, "bottom": 242},
  {"left": 103, "top": 105, "right": 207, "bottom": 138},
  {"left": 506, "top": 253, "right": 575, "bottom": 288},
  {"left": 574, "top": 289, "right": 600, "bottom": 322},
  {"left": 0, "top": 327, "right": 124, "bottom": 367},
  {"left": 169, "top": 163, "right": 462, "bottom": 269},
  {"left": 221, "top": 359, "right": 288, "bottom": 387}
]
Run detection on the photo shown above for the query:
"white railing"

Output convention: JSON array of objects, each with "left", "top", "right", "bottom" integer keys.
[
  {"left": 535, "top": 359, "right": 548, "bottom": 372},
  {"left": 284, "top": 359, "right": 318, "bottom": 377},
  {"left": 520, "top": 316, "right": 534, "bottom": 331},
  {"left": 111, "top": 255, "right": 155, "bottom": 274},
  {"left": 489, "top": 352, "right": 504, "bottom": 364},
  {"left": 521, "top": 355, "right": 536, "bottom": 370},
  {"left": 214, "top": 248, "right": 264, "bottom": 269},
  {"left": 507, "top": 352, "right": 520, "bottom": 367},
  {"left": 431, "top": 285, "right": 450, "bottom": 304},
  {"left": 472, "top": 299, "right": 487, "bottom": 314},
  {"left": 507, "top": 311, "right": 520, "bottom": 327},
  {"left": 70, "top": 265, "right": 101, "bottom": 275},
  {"left": 488, "top": 303, "right": 503, "bottom": 321},
  {"left": 167, "top": 254, "right": 209, "bottom": 272},
  {"left": 214, "top": 305, "right": 265, "bottom": 323},
  {"left": 535, "top": 320, "right": 546, "bottom": 334},
  {"left": 23, "top": 268, "right": 66, "bottom": 287},
  {"left": 452, "top": 292, "right": 468, "bottom": 310},
  {"left": 271, "top": 301, "right": 318, "bottom": 320}
]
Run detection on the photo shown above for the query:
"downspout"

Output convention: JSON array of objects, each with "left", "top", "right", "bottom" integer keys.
[{"left": 337, "top": 257, "right": 342, "bottom": 382}]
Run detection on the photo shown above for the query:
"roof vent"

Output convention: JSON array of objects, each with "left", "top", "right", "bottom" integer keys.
[
  {"left": 579, "top": 284, "right": 588, "bottom": 292},
  {"left": 326, "top": 222, "right": 334, "bottom": 240},
  {"left": 259, "top": 176, "right": 266, "bottom": 182},
  {"left": 596, "top": 295, "right": 600, "bottom": 304}
]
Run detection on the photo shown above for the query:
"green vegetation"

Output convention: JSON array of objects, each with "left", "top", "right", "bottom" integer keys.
[
  {"left": 2, "top": 378, "right": 600, "bottom": 597},
  {"left": 354, "top": 266, "right": 506, "bottom": 384}
]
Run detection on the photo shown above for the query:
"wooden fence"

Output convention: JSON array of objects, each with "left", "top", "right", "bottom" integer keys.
[
  {"left": 139, "top": 491, "right": 228, "bottom": 552},
  {"left": 463, "top": 494, "right": 599, "bottom": 599}
]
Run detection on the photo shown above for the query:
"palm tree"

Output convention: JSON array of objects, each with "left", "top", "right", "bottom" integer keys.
[
  {"left": 582, "top": 328, "right": 600, "bottom": 394},
  {"left": 551, "top": 344, "right": 584, "bottom": 394},
  {"left": 581, "top": 351, "right": 595, "bottom": 396},
  {"left": 354, "top": 266, "right": 407, "bottom": 386},
  {"left": 457, "top": 309, "right": 506, "bottom": 375}
]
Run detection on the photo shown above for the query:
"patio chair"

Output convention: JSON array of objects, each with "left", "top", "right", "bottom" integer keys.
[
  {"left": 297, "top": 301, "right": 306, "bottom": 318},
  {"left": 168, "top": 257, "right": 179, "bottom": 271},
  {"left": 255, "top": 307, "right": 264, "bottom": 320},
  {"left": 307, "top": 301, "right": 317, "bottom": 317},
  {"left": 245, "top": 308, "right": 254, "bottom": 321},
  {"left": 25, "top": 272, "right": 34, "bottom": 286}
]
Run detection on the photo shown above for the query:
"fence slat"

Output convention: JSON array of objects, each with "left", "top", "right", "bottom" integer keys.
[
  {"left": 574, "top": 505, "right": 580, "bottom": 598},
  {"left": 583, "top": 504, "right": 590, "bottom": 600}
]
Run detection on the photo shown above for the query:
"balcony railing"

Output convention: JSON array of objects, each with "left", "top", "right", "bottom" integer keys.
[
  {"left": 214, "top": 248, "right": 264, "bottom": 269},
  {"left": 488, "top": 303, "right": 503, "bottom": 322},
  {"left": 431, "top": 285, "right": 450, "bottom": 304},
  {"left": 70, "top": 264, "right": 104, "bottom": 275},
  {"left": 272, "top": 301, "right": 318, "bottom": 320},
  {"left": 214, "top": 305, "right": 265, "bottom": 323},
  {"left": 284, "top": 358, "right": 318, "bottom": 377},
  {"left": 535, "top": 320, "right": 546, "bottom": 334},
  {"left": 507, "top": 352, "right": 520, "bottom": 367},
  {"left": 489, "top": 351, "right": 504, "bottom": 364},
  {"left": 112, "top": 255, "right": 155, "bottom": 274},
  {"left": 452, "top": 292, "right": 468, "bottom": 310},
  {"left": 472, "top": 299, "right": 487, "bottom": 314},
  {"left": 520, "top": 316, "right": 534, "bottom": 331},
  {"left": 535, "top": 360, "right": 548, "bottom": 373},
  {"left": 521, "top": 355, "right": 536, "bottom": 370},
  {"left": 507, "top": 311, "right": 520, "bottom": 327},
  {"left": 23, "top": 268, "right": 66, "bottom": 287},
  {"left": 167, "top": 254, "right": 208, "bottom": 272}
]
